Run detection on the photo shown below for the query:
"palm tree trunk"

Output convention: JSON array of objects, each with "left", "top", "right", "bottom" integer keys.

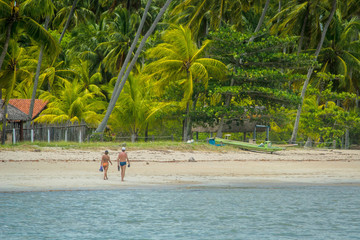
[
  {"left": 107, "top": 0, "right": 152, "bottom": 110},
  {"left": 290, "top": 0, "right": 337, "bottom": 144},
  {"left": 216, "top": 78, "right": 234, "bottom": 138},
  {"left": 184, "top": 102, "right": 190, "bottom": 141},
  {"left": 1, "top": 104, "right": 8, "bottom": 145},
  {"left": 1, "top": 90, "right": 8, "bottom": 145},
  {"left": 297, "top": 4, "right": 309, "bottom": 54},
  {"left": 95, "top": 0, "right": 173, "bottom": 134},
  {"left": 145, "top": 123, "right": 148, "bottom": 142},
  {"left": 0, "top": 21, "right": 13, "bottom": 71},
  {"left": 277, "top": 0, "right": 281, "bottom": 25},
  {"left": 28, "top": 16, "right": 50, "bottom": 127},
  {"left": 249, "top": 0, "right": 270, "bottom": 42},
  {"left": 185, "top": 94, "right": 199, "bottom": 141},
  {"left": 59, "top": 0, "right": 78, "bottom": 43}
]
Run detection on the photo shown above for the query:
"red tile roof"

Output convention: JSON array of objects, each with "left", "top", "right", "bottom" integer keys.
[{"left": 8, "top": 99, "right": 48, "bottom": 120}]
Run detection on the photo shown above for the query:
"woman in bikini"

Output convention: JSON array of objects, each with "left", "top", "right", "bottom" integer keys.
[{"left": 101, "top": 150, "right": 112, "bottom": 180}]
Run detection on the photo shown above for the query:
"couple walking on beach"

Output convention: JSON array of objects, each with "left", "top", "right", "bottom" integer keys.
[{"left": 101, "top": 147, "right": 130, "bottom": 181}]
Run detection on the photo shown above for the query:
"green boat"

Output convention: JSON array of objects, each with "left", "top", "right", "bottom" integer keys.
[{"left": 214, "top": 138, "right": 284, "bottom": 153}]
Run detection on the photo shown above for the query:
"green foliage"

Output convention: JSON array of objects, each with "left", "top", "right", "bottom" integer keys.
[
  {"left": 300, "top": 96, "right": 360, "bottom": 145},
  {"left": 203, "top": 27, "right": 316, "bottom": 124},
  {"left": 108, "top": 73, "right": 173, "bottom": 136},
  {"left": 36, "top": 79, "right": 106, "bottom": 126},
  {"left": 2, "top": 0, "right": 360, "bottom": 145}
]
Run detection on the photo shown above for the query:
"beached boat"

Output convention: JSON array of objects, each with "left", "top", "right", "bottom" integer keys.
[{"left": 213, "top": 138, "right": 284, "bottom": 153}]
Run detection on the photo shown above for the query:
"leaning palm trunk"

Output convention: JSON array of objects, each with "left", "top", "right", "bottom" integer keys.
[
  {"left": 248, "top": 0, "right": 270, "bottom": 42},
  {"left": 0, "top": 22, "right": 13, "bottom": 71},
  {"left": 297, "top": 4, "right": 309, "bottom": 55},
  {"left": 27, "top": 17, "right": 50, "bottom": 127},
  {"left": 290, "top": 0, "right": 337, "bottom": 144},
  {"left": 108, "top": 0, "right": 153, "bottom": 110},
  {"left": 59, "top": 0, "right": 78, "bottom": 43},
  {"left": 95, "top": 0, "right": 173, "bottom": 134}
]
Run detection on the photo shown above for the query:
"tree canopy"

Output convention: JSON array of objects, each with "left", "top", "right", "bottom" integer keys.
[{"left": 1, "top": 0, "right": 360, "bottom": 146}]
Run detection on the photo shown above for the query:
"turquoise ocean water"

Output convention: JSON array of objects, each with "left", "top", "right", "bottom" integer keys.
[{"left": 1, "top": 184, "right": 359, "bottom": 239}]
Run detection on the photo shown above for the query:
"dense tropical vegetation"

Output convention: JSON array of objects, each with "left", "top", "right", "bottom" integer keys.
[{"left": 1, "top": 0, "right": 360, "bottom": 146}]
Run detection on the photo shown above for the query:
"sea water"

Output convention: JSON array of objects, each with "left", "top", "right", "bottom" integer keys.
[{"left": 1, "top": 184, "right": 359, "bottom": 240}]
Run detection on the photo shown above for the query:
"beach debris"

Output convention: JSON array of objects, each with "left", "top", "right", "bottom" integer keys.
[
  {"left": 188, "top": 157, "right": 196, "bottom": 162},
  {"left": 146, "top": 162, "right": 149, "bottom": 165}
]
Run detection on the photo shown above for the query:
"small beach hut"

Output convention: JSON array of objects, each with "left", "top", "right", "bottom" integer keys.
[
  {"left": 192, "top": 119, "right": 268, "bottom": 141},
  {"left": 1, "top": 100, "right": 30, "bottom": 142},
  {"left": 1, "top": 99, "right": 48, "bottom": 142},
  {"left": 9, "top": 99, "right": 48, "bottom": 120}
]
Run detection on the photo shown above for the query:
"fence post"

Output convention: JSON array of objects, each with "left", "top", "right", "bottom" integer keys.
[
  {"left": 333, "top": 140, "right": 336, "bottom": 149},
  {"left": 171, "top": 134, "right": 174, "bottom": 141},
  {"left": 79, "top": 129, "right": 82, "bottom": 143},
  {"left": 152, "top": 135, "right": 155, "bottom": 142},
  {"left": 31, "top": 129, "right": 34, "bottom": 143},
  {"left": 345, "top": 129, "right": 349, "bottom": 149},
  {"left": 65, "top": 129, "right": 68, "bottom": 142},
  {"left": 48, "top": 128, "right": 50, "bottom": 143},
  {"left": 12, "top": 128, "right": 16, "bottom": 144}
]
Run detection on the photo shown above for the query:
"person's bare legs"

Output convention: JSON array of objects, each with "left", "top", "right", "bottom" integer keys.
[
  {"left": 104, "top": 166, "right": 108, "bottom": 180},
  {"left": 121, "top": 165, "right": 126, "bottom": 181}
]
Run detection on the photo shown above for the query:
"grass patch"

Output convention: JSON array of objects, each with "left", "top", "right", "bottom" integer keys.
[{"left": 0, "top": 140, "right": 241, "bottom": 152}]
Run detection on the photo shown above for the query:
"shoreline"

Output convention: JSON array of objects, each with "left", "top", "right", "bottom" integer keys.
[{"left": 1, "top": 148, "right": 360, "bottom": 192}]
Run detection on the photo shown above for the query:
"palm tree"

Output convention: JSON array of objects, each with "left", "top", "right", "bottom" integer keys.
[
  {"left": 0, "top": 40, "right": 33, "bottom": 144},
  {"left": 270, "top": 0, "right": 328, "bottom": 53},
  {"left": 98, "top": 6, "right": 140, "bottom": 74},
  {"left": 36, "top": 80, "right": 106, "bottom": 125},
  {"left": 75, "top": 59, "right": 106, "bottom": 98},
  {"left": 99, "top": 0, "right": 141, "bottom": 12},
  {"left": 52, "top": 0, "right": 95, "bottom": 40},
  {"left": 37, "top": 61, "right": 76, "bottom": 92},
  {"left": 95, "top": 0, "right": 173, "bottom": 134},
  {"left": 109, "top": 73, "right": 171, "bottom": 141},
  {"left": 290, "top": 0, "right": 337, "bottom": 144},
  {"left": 58, "top": 0, "right": 79, "bottom": 43},
  {"left": 144, "top": 25, "right": 226, "bottom": 141},
  {"left": 66, "top": 22, "right": 109, "bottom": 80},
  {"left": 0, "top": 0, "right": 57, "bottom": 70},
  {"left": 318, "top": 14, "right": 360, "bottom": 96},
  {"left": 171, "top": 0, "right": 251, "bottom": 39}
]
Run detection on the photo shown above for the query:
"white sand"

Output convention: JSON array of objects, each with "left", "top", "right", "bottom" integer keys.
[{"left": 1, "top": 148, "right": 360, "bottom": 192}]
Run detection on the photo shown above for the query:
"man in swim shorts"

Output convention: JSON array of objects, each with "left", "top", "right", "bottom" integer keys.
[
  {"left": 101, "top": 150, "right": 112, "bottom": 180},
  {"left": 117, "top": 147, "right": 130, "bottom": 181}
]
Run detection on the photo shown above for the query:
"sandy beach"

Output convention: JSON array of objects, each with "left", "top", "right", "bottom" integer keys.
[{"left": 1, "top": 148, "right": 360, "bottom": 192}]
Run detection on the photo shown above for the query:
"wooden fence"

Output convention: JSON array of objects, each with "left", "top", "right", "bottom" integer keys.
[
  {"left": 4, "top": 122, "right": 92, "bottom": 144},
  {"left": 3, "top": 121, "right": 177, "bottom": 144}
]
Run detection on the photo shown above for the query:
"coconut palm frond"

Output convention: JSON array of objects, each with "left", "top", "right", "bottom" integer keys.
[
  {"left": 20, "top": 17, "right": 59, "bottom": 56},
  {"left": 0, "top": 1, "right": 11, "bottom": 19}
]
